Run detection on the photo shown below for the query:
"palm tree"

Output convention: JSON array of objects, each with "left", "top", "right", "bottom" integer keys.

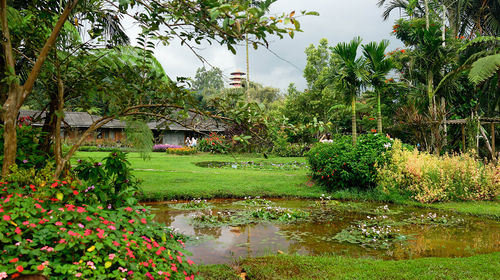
[
  {"left": 362, "top": 40, "right": 394, "bottom": 134},
  {"left": 332, "top": 37, "right": 367, "bottom": 144}
]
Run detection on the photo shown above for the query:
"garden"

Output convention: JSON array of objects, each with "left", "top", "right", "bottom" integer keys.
[{"left": 1, "top": 0, "right": 500, "bottom": 280}]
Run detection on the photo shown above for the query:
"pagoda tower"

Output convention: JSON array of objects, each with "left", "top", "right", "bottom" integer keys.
[{"left": 229, "top": 70, "right": 246, "bottom": 88}]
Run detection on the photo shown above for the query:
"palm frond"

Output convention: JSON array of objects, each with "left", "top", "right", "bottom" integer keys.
[{"left": 469, "top": 54, "right": 500, "bottom": 85}]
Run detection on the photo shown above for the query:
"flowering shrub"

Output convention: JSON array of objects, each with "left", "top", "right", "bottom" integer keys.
[
  {"left": 306, "top": 134, "right": 393, "bottom": 191},
  {"left": 0, "top": 180, "right": 196, "bottom": 279},
  {"left": 165, "top": 147, "right": 197, "bottom": 155},
  {"left": 153, "top": 144, "right": 183, "bottom": 152},
  {"left": 377, "top": 140, "right": 500, "bottom": 203},
  {"left": 197, "top": 133, "right": 230, "bottom": 154},
  {"left": 333, "top": 223, "right": 407, "bottom": 249}
]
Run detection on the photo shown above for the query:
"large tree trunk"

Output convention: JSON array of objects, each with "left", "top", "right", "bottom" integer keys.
[
  {"left": 377, "top": 91, "right": 382, "bottom": 134},
  {"left": 0, "top": 0, "right": 80, "bottom": 176},
  {"left": 351, "top": 95, "right": 357, "bottom": 145}
]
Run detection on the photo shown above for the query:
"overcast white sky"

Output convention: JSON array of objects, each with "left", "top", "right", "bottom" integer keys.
[{"left": 122, "top": 0, "right": 403, "bottom": 91}]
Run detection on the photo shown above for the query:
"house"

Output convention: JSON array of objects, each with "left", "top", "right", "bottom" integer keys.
[{"left": 19, "top": 110, "right": 226, "bottom": 146}]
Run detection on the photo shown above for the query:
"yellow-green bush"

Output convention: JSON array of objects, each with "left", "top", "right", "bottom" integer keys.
[{"left": 377, "top": 140, "right": 500, "bottom": 203}]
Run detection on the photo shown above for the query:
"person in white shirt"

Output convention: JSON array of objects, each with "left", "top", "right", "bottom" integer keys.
[
  {"left": 185, "top": 137, "right": 191, "bottom": 146},
  {"left": 319, "top": 133, "right": 333, "bottom": 143},
  {"left": 191, "top": 137, "right": 197, "bottom": 147}
]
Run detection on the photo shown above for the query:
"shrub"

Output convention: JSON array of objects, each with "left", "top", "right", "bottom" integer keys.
[
  {"left": 73, "top": 151, "right": 140, "bottom": 208},
  {"left": 272, "top": 142, "right": 310, "bottom": 157},
  {"left": 0, "top": 179, "right": 196, "bottom": 279},
  {"left": 0, "top": 117, "right": 50, "bottom": 169},
  {"left": 152, "top": 144, "right": 182, "bottom": 152},
  {"left": 306, "top": 134, "right": 392, "bottom": 191},
  {"left": 197, "top": 133, "right": 230, "bottom": 154},
  {"left": 377, "top": 140, "right": 500, "bottom": 203},
  {"left": 166, "top": 147, "right": 197, "bottom": 155}
]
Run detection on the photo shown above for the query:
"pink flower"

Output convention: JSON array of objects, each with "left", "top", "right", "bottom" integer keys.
[
  {"left": 86, "top": 216, "right": 92, "bottom": 221},
  {"left": 0, "top": 272, "right": 8, "bottom": 280},
  {"left": 108, "top": 225, "right": 116, "bottom": 230},
  {"left": 2, "top": 215, "right": 10, "bottom": 221},
  {"left": 55, "top": 221, "right": 63, "bottom": 226},
  {"left": 75, "top": 273, "right": 82, "bottom": 277},
  {"left": 141, "top": 218, "right": 147, "bottom": 224},
  {"left": 15, "top": 227, "right": 21, "bottom": 235},
  {"left": 187, "top": 259, "right": 195, "bottom": 265},
  {"left": 124, "top": 207, "right": 133, "bottom": 212},
  {"left": 108, "top": 254, "right": 116, "bottom": 260},
  {"left": 128, "top": 219, "right": 135, "bottom": 224}
]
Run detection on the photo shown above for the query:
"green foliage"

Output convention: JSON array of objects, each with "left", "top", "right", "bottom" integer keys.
[
  {"left": 469, "top": 53, "right": 500, "bottom": 84},
  {"left": 198, "top": 133, "right": 230, "bottom": 154},
  {"left": 0, "top": 179, "right": 195, "bottom": 279},
  {"left": 306, "top": 134, "right": 392, "bottom": 191},
  {"left": 0, "top": 118, "right": 50, "bottom": 170},
  {"left": 73, "top": 151, "right": 140, "bottom": 208}
]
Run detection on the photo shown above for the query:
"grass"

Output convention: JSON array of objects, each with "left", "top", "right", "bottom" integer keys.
[
  {"left": 73, "top": 151, "right": 324, "bottom": 201},
  {"left": 199, "top": 253, "right": 500, "bottom": 280}
]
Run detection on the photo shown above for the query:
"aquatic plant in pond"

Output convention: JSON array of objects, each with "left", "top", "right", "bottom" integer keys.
[
  {"left": 233, "top": 196, "right": 275, "bottom": 207},
  {"left": 192, "top": 210, "right": 252, "bottom": 228},
  {"left": 170, "top": 198, "right": 211, "bottom": 210},
  {"left": 332, "top": 224, "right": 408, "bottom": 249},
  {"left": 403, "top": 212, "right": 465, "bottom": 226},
  {"left": 195, "top": 160, "right": 308, "bottom": 171},
  {"left": 251, "top": 207, "right": 310, "bottom": 222}
]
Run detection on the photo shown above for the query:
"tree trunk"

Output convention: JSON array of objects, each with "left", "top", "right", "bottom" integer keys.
[
  {"left": 54, "top": 63, "right": 64, "bottom": 178},
  {"left": 351, "top": 95, "right": 357, "bottom": 145},
  {"left": 377, "top": 91, "right": 382, "bottom": 134},
  {"left": 424, "top": 0, "right": 430, "bottom": 30},
  {"left": 1, "top": 88, "right": 20, "bottom": 176},
  {"left": 40, "top": 94, "right": 58, "bottom": 155},
  {"left": 245, "top": 32, "right": 250, "bottom": 102},
  {"left": 55, "top": 118, "right": 113, "bottom": 178}
]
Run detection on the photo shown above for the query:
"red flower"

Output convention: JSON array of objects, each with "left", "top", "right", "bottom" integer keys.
[
  {"left": 16, "top": 265, "right": 24, "bottom": 272},
  {"left": 371, "top": 129, "right": 377, "bottom": 133},
  {"left": 37, "top": 264, "right": 45, "bottom": 270},
  {"left": 9, "top": 258, "right": 19, "bottom": 263},
  {"left": 15, "top": 227, "right": 21, "bottom": 235},
  {"left": 3, "top": 215, "right": 11, "bottom": 221},
  {"left": 73, "top": 190, "right": 79, "bottom": 195}
]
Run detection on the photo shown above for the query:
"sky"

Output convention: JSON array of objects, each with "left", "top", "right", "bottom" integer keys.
[{"left": 122, "top": 0, "right": 404, "bottom": 92}]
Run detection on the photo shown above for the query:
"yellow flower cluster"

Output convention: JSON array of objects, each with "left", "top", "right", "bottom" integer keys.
[{"left": 377, "top": 140, "right": 500, "bottom": 203}]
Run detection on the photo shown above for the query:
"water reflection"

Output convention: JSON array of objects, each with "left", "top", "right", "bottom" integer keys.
[{"left": 149, "top": 199, "right": 500, "bottom": 264}]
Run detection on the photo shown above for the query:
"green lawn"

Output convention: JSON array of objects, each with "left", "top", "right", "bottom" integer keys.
[
  {"left": 73, "top": 152, "right": 324, "bottom": 201},
  {"left": 199, "top": 253, "right": 500, "bottom": 280}
]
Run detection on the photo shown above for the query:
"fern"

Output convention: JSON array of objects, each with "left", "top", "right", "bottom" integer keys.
[{"left": 469, "top": 54, "right": 500, "bottom": 85}]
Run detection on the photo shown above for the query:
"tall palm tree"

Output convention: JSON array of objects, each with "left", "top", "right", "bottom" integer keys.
[
  {"left": 332, "top": 37, "right": 367, "bottom": 144},
  {"left": 362, "top": 40, "right": 394, "bottom": 134}
]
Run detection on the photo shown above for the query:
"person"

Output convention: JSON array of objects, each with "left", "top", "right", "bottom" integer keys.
[
  {"left": 191, "top": 137, "right": 197, "bottom": 147},
  {"left": 319, "top": 133, "right": 333, "bottom": 143},
  {"left": 185, "top": 136, "right": 191, "bottom": 147}
]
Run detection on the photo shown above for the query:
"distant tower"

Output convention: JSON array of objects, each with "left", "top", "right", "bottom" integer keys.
[{"left": 229, "top": 70, "right": 246, "bottom": 88}]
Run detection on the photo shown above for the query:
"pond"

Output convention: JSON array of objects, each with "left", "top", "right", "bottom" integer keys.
[{"left": 149, "top": 199, "right": 500, "bottom": 265}]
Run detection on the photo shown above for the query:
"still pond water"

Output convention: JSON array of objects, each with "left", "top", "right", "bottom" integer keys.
[{"left": 149, "top": 199, "right": 500, "bottom": 264}]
